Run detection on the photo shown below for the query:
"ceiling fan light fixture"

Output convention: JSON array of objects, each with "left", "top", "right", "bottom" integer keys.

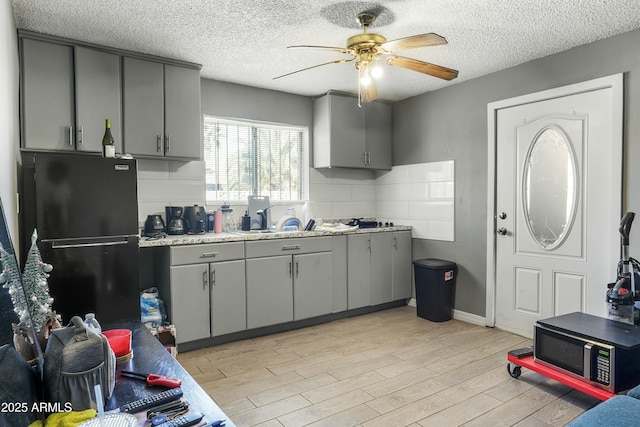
[
  {"left": 359, "top": 67, "right": 372, "bottom": 86},
  {"left": 277, "top": 10, "right": 459, "bottom": 105},
  {"left": 371, "top": 64, "right": 383, "bottom": 79}
]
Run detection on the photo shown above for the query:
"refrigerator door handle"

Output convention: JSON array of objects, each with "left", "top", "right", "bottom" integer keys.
[{"left": 51, "top": 240, "right": 129, "bottom": 249}]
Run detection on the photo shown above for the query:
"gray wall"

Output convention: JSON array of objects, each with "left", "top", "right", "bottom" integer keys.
[
  {"left": 200, "top": 79, "right": 312, "bottom": 129},
  {"left": 0, "top": 2, "right": 19, "bottom": 247},
  {"left": 395, "top": 28, "right": 640, "bottom": 317}
]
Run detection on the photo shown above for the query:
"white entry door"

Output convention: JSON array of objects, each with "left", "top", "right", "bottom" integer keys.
[{"left": 487, "top": 75, "right": 623, "bottom": 338}]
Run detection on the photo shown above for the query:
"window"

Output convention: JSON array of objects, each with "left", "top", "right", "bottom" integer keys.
[{"left": 203, "top": 116, "right": 308, "bottom": 203}]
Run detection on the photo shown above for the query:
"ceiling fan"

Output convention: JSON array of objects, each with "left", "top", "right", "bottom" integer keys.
[{"left": 274, "top": 11, "right": 459, "bottom": 105}]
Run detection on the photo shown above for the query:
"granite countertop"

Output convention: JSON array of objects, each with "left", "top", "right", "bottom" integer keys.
[{"left": 139, "top": 225, "right": 412, "bottom": 247}]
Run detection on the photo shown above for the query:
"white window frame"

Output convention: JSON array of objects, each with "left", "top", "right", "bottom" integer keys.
[{"left": 203, "top": 115, "right": 309, "bottom": 204}]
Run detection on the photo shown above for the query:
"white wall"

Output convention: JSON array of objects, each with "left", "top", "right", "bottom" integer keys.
[{"left": 0, "top": 2, "right": 19, "bottom": 246}]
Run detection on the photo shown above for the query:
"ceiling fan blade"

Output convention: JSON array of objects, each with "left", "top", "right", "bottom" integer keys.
[
  {"left": 273, "top": 58, "right": 353, "bottom": 80},
  {"left": 386, "top": 55, "right": 458, "bottom": 80},
  {"left": 379, "top": 33, "right": 447, "bottom": 52},
  {"left": 287, "top": 45, "right": 352, "bottom": 54},
  {"left": 360, "top": 80, "right": 377, "bottom": 103}
]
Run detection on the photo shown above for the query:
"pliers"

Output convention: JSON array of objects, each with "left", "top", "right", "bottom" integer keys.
[{"left": 121, "top": 370, "right": 182, "bottom": 388}]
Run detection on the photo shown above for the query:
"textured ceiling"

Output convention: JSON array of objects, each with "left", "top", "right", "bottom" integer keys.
[{"left": 11, "top": 0, "right": 640, "bottom": 102}]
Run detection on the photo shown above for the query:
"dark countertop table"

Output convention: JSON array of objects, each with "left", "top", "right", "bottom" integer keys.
[{"left": 103, "top": 319, "right": 233, "bottom": 426}]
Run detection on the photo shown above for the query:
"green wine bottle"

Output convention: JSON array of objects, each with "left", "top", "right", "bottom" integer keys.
[{"left": 102, "top": 119, "right": 115, "bottom": 158}]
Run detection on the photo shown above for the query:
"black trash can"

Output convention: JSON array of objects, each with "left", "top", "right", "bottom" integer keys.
[{"left": 413, "top": 258, "right": 458, "bottom": 322}]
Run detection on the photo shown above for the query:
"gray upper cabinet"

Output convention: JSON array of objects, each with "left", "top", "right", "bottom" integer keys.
[
  {"left": 364, "top": 100, "right": 393, "bottom": 170},
  {"left": 18, "top": 31, "right": 201, "bottom": 159},
  {"left": 122, "top": 57, "right": 164, "bottom": 157},
  {"left": 123, "top": 57, "right": 201, "bottom": 160},
  {"left": 164, "top": 65, "right": 202, "bottom": 159},
  {"left": 313, "top": 92, "right": 392, "bottom": 170},
  {"left": 21, "top": 38, "right": 75, "bottom": 151},
  {"left": 20, "top": 39, "right": 122, "bottom": 153},
  {"left": 75, "top": 47, "right": 122, "bottom": 153}
]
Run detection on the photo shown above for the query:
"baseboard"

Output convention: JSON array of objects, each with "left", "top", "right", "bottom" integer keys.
[
  {"left": 452, "top": 309, "right": 486, "bottom": 326},
  {"left": 405, "top": 299, "right": 486, "bottom": 326}
]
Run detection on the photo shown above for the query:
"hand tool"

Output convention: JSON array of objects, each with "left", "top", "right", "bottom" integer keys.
[{"left": 121, "top": 370, "right": 182, "bottom": 388}]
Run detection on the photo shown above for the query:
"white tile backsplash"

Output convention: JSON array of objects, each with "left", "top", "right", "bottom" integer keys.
[
  {"left": 136, "top": 159, "right": 206, "bottom": 224},
  {"left": 137, "top": 158, "right": 455, "bottom": 241},
  {"left": 374, "top": 161, "right": 455, "bottom": 241},
  {"left": 429, "top": 181, "right": 455, "bottom": 199}
]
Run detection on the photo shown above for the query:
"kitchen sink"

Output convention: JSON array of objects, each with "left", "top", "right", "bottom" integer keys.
[{"left": 231, "top": 229, "right": 276, "bottom": 235}]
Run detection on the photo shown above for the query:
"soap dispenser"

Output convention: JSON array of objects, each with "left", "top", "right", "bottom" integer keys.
[{"left": 241, "top": 211, "right": 251, "bottom": 231}]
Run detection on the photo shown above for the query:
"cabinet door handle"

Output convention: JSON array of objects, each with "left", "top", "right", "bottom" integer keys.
[
  {"left": 77, "top": 126, "right": 83, "bottom": 146},
  {"left": 295, "top": 260, "right": 299, "bottom": 278},
  {"left": 210, "top": 268, "right": 216, "bottom": 286},
  {"left": 367, "top": 152, "right": 371, "bottom": 165},
  {"left": 166, "top": 134, "right": 171, "bottom": 152},
  {"left": 393, "top": 237, "right": 397, "bottom": 250},
  {"left": 289, "top": 261, "right": 292, "bottom": 278},
  {"left": 281, "top": 245, "right": 301, "bottom": 251},
  {"left": 200, "top": 252, "right": 219, "bottom": 258},
  {"left": 157, "top": 135, "right": 163, "bottom": 152},
  {"left": 363, "top": 152, "right": 367, "bottom": 165},
  {"left": 202, "top": 271, "right": 208, "bottom": 290},
  {"left": 69, "top": 125, "right": 73, "bottom": 146}
]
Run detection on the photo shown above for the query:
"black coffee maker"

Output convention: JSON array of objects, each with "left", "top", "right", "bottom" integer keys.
[
  {"left": 183, "top": 205, "right": 207, "bottom": 234},
  {"left": 165, "top": 206, "right": 185, "bottom": 235}
]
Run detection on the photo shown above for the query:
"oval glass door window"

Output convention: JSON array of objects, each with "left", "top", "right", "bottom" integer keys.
[{"left": 523, "top": 126, "right": 578, "bottom": 250}]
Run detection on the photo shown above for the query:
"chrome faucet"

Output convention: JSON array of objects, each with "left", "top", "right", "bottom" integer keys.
[{"left": 256, "top": 205, "right": 274, "bottom": 230}]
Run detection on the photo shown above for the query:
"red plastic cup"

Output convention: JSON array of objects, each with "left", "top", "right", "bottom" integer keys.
[{"left": 103, "top": 329, "right": 132, "bottom": 358}]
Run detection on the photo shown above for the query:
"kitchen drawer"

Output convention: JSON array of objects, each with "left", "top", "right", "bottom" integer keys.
[
  {"left": 245, "top": 237, "right": 332, "bottom": 258},
  {"left": 170, "top": 242, "right": 245, "bottom": 265}
]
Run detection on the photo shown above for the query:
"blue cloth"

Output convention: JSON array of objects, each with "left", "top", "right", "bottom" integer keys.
[{"left": 568, "top": 394, "right": 640, "bottom": 426}]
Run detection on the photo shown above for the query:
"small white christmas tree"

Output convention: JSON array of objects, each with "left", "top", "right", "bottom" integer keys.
[
  {"left": 0, "top": 230, "right": 58, "bottom": 334},
  {"left": 20, "top": 230, "right": 56, "bottom": 333},
  {"left": 0, "top": 244, "right": 28, "bottom": 324}
]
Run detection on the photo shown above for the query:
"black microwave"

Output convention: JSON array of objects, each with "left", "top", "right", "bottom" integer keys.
[{"left": 534, "top": 312, "right": 640, "bottom": 393}]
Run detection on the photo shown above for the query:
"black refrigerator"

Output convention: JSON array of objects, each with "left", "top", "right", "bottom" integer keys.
[{"left": 21, "top": 152, "right": 140, "bottom": 324}]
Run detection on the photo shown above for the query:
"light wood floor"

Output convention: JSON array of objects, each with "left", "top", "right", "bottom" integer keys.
[{"left": 178, "top": 306, "right": 600, "bottom": 426}]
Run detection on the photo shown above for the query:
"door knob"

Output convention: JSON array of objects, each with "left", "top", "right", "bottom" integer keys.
[{"left": 497, "top": 227, "right": 508, "bottom": 236}]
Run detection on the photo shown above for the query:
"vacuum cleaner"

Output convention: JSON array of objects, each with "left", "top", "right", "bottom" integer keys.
[{"left": 606, "top": 212, "right": 640, "bottom": 324}]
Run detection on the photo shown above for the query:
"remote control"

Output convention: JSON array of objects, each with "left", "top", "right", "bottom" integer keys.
[
  {"left": 155, "top": 412, "right": 204, "bottom": 427},
  {"left": 120, "top": 387, "right": 183, "bottom": 413},
  {"left": 508, "top": 346, "right": 534, "bottom": 358}
]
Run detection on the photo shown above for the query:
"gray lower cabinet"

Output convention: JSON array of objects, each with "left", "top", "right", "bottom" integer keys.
[
  {"left": 347, "top": 231, "right": 411, "bottom": 309},
  {"left": 293, "top": 252, "right": 333, "bottom": 320},
  {"left": 245, "top": 255, "right": 293, "bottom": 329},
  {"left": 156, "top": 232, "right": 406, "bottom": 346},
  {"left": 210, "top": 260, "right": 246, "bottom": 337},
  {"left": 159, "top": 242, "right": 245, "bottom": 345},
  {"left": 392, "top": 231, "right": 412, "bottom": 300},
  {"left": 332, "top": 235, "right": 348, "bottom": 312},
  {"left": 123, "top": 57, "right": 201, "bottom": 159},
  {"left": 169, "top": 263, "right": 211, "bottom": 343},
  {"left": 370, "top": 232, "right": 393, "bottom": 305},
  {"left": 245, "top": 237, "right": 333, "bottom": 329},
  {"left": 347, "top": 234, "right": 372, "bottom": 309}
]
